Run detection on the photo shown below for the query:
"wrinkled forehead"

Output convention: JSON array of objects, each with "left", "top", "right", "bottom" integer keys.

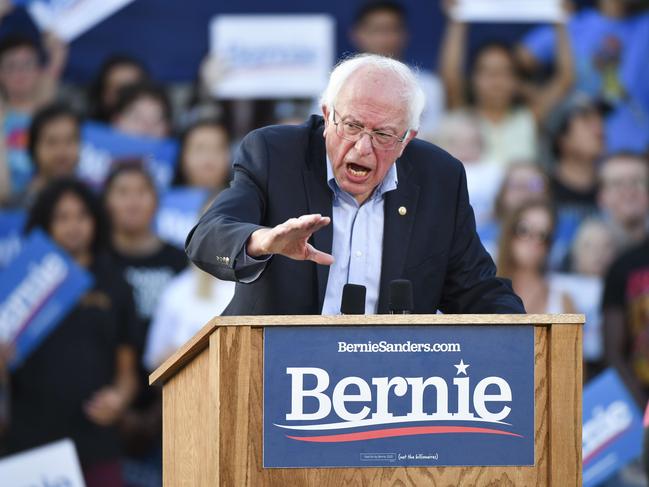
[{"left": 335, "top": 68, "right": 409, "bottom": 125}]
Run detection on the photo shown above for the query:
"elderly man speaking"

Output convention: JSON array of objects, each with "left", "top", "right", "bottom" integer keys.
[{"left": 186, "top": 54, "right": 524, "bottom": 315}]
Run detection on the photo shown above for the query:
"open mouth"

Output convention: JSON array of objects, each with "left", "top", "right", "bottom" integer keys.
[{"left": 346, "top": 162, "right": 372, "bottom": 180}]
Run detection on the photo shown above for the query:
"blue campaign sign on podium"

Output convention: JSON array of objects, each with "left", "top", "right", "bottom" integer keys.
[
  {"left": 583, "top": 368, "right": 644, "bottom": 487},
  {"left": 0, "top": 230, "right": 93, "bottom": 370},
  {"left": 263, "top": 325, "right": 535, "bottom": 468}
]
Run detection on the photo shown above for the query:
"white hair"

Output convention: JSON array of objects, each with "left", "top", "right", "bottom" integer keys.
[{"left": 320, "top": 54, "right": 426, "bottom": 131}]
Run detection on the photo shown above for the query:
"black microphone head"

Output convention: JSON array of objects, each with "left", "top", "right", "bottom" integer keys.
[
  {"left": 389, "top": 279, "right": 413, "bottom": 313},
  {"left": 341, "top": 284, "right": 366, "bottom": 315}
]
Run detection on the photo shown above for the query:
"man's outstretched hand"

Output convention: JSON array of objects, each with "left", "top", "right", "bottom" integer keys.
[{"left": 247, "top": 214, "right": 333, "bottom": 265}]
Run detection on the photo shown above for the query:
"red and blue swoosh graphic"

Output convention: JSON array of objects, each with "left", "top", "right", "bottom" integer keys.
[{"left": 285, "top": 424, "right": 523, "bottom": 443}]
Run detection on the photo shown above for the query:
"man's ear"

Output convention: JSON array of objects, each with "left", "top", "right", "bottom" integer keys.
[{"left": 322, "top": 105, "right": 330, "bottom": 136}]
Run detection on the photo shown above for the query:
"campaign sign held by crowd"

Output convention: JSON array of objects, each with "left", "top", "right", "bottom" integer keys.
[
  {"left": 0, "top": 230, "right": 93, "bottom": 370},
  {"left": 210, "top": 14, "right": 334, "bottom": 99},
  {"left": 0, "top": 210, "right": 25, "bottom": 269},
  {"left": 155, "top": 187, "right": 209, "bottom": 249},
  {"left": 263, "top": 325, "right": 534, "bottom": 468},
  {"left": 0, "top": 438, "right": 85, "bottom": 487},
  {"left": 582, "top": 368, "right": 644, "bottom": 487},
  {"left": 77, "top": 121, "right": 178, "bottom": 191}
]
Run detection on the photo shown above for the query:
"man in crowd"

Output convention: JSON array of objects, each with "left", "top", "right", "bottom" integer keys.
[
  {"left": 349, "top": 1, "right": 444, "bottom": 136},
  {"left": 598, "top": 152, "right": 649, "bottom": 250},
  {"left": 186, "top": 53, "right": 524, "bottom": 315}
]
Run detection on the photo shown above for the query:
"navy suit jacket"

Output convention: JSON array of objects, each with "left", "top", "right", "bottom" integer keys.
[{"left": 186, "top": 115, "right": 525, "bottom": 315}]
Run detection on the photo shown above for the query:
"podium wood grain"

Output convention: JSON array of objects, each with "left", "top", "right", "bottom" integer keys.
[{"left": 154, "top": 314, "right": 583, "bottom": 486}]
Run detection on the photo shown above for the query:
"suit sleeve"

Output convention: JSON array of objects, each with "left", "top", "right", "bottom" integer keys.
[
  {"left": 185, "top": 129, "right": 272, "bottom": 282},
  {"left": 439, "top": 164, "right": 526, "bottom": 314}
]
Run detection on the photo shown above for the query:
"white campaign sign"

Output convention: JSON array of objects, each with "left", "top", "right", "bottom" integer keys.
[
  {"left": 28, "top": 0, "right": 136, "bottom": 41},
  {"left": 209, "top": 14, "right": 335, "bottom": 99},
  {"left": 0, "top": 438, "right": 85, "bottom": 486},
  {"left": 452, "top": 0, "right": 564, "bottom": 23}
]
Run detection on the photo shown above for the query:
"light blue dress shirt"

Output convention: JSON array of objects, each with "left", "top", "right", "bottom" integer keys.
[{"left": 321, "top": 159, "right": 398, "bottom": 315}]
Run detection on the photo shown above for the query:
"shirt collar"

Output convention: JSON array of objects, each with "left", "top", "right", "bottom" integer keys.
[{"left": 326, "top": 156, "right": 398, "bottom": 201}]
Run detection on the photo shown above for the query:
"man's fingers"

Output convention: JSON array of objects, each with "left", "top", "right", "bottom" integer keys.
[
  {"left": 305, "top": 244, "right": 334, "bottom": 266},
  {"left": 279, "top": 214, "right": 330, "bottom": 237}
]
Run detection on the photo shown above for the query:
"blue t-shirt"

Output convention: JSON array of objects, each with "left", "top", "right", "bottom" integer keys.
[
  {"left": 3, "top": 110, "right": 33, "bottom": 197},
  {"left": 523, "top": 9, "right": 649, "bottom": 153}
]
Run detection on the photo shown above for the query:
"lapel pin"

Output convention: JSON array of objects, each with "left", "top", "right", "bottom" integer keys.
[{"left": 398, "top": 206, "right": 407, "bottom": 216}]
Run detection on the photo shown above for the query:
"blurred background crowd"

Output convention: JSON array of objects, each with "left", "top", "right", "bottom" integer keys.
[{"left": 0, "top": 0, "right": 648, "bottom": 485}]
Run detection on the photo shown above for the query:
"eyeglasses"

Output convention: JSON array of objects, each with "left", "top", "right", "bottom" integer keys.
[
  {"left": 332, "top": 109, "right": 409, "bottom": 151},
  {"left": 514, "top": 223, "right": 552, "bottom": 245}
]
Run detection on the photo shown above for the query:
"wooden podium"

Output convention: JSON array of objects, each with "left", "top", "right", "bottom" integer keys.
[{"left": 150, "top": 314, "right": 584, "bottom": 486}]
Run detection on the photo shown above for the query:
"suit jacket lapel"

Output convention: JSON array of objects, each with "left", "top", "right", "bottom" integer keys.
[
  {"left": 302, "top": 122, "right": 333, "bottom": 311},
  {"left": 378, "top": 155, "right": 420, "bottom": 313}
]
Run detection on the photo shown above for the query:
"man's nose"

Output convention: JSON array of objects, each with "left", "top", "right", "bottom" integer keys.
[{"left": 354, "top": 132, "right": 373, "bottom": 155}]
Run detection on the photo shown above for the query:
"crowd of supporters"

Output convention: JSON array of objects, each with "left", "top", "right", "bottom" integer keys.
[{"left": 0, "top": 1, "right": 648, "bottom": 486}]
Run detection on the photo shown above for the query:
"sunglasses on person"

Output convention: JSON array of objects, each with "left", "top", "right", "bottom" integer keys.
[{"left": 514, "top": 223, "right": 552, "bottom": 245}]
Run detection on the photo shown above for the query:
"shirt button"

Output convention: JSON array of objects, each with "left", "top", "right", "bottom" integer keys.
[{"left": 355, "top": 250, "right": 362, "bottom": 258}]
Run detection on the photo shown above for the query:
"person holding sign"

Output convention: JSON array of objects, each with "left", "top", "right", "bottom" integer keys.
[
  {"left": 186, "top": 54, "right": 525, "bottom": 315},
  {"left": 439, "top": 0, "right": 574, "bottom": 166},
  {"left": 518, "top": 0, "right": 649, "bottom": 154},
  {"left": 3, "top": 179, "right": 138, "bottom": 486}
]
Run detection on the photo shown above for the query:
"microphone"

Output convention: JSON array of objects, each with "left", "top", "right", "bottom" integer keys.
[
  {"left": 389, "top": 279, "right": 413, "bottom": 314},
  {"left": 340, "top": 284, "right": 366, "bottom": 315}
]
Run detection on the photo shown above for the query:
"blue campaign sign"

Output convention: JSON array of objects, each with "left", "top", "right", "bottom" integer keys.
[
  {"left": 583, "top": 368, "right": 644, "bottom": 487},
  {"left": 0, "top": 230, "right": 94, "bottom": 370},
  {"left": 0, "top": 210, "right": 26, "bottom": 269},
  {"left": 77, "top": 121, "right": 178, "bottom": 191},
  {"left": 264, "top": 325, "right": 535, "bottom": 468},
  {"left": 154, "top": 187, "right": 209, "bottom": 249}
]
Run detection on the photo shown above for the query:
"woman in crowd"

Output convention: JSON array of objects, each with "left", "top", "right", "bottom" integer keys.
[
  {"left": 429, "top": 110, "right": 503, "bottom": 228},
  {"left": 6, "top": 178, "right": 138, "bottom": 486},
  {"left": 87, "top": 55, "right": 149, "bottom": 123},
  {"left": 569, "top": 218, "right": 618, "bottom": 380},
  {"left": 439, "top": 0, "right": 574, "bottom": 166},
  {"left": 104, "top": 160, "right": 186, "bottom": 352},
  {"left": 172, "top": 118, "right": 231, "bottom": 190},
  {"left": 144, "top": 195, "right": 235, "bottom": 372},
  {"left": 9, "top": 102, "right": 81, "bottom": 207},
  {"left": 144, "top": 262, "right": 235, "bottom": 372},
  {"left": 110, "top": 82, "right": 172, "bottom": 139},
  {"left": 102, "top": 161, "right": 186, "bottom": 485},
  {"left": 497, "top": 199, "right": 576, "bottom": 314},
  {"left": 478, "top": 161, "right": 551, "bottom": 258},
  {"left": 570, "top": 218, "right": 618, "bottom": 278}
]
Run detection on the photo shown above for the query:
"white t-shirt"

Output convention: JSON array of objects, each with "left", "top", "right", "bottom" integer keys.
[
  {"left": 415, "top": 69, "right": 445, "bottom": 135},
  {"left": 464, "top": 161, "right": 504, "bottom": 227},
  {"left": 479, "top": 108, "right": 538, "bottom": 166},
  {"left": 143, "top": 268, "right": 235, "bottom": 371}
]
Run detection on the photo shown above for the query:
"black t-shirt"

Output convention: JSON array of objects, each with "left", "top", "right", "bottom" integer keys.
[
  {"left": 7, "top": 253, "right": 138, "bottom": 466},
  {"left": 602, "top": 239, "right": 649, "bottom": 392},
  {"left": 110, "top": 242, "right": 187, "bottom": 351},
  {"left": 550, "top": 174, "right": 598, "bottom": 219},
  {"left": 110, "top": 242, "right": 186, "bottom": 414}
]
